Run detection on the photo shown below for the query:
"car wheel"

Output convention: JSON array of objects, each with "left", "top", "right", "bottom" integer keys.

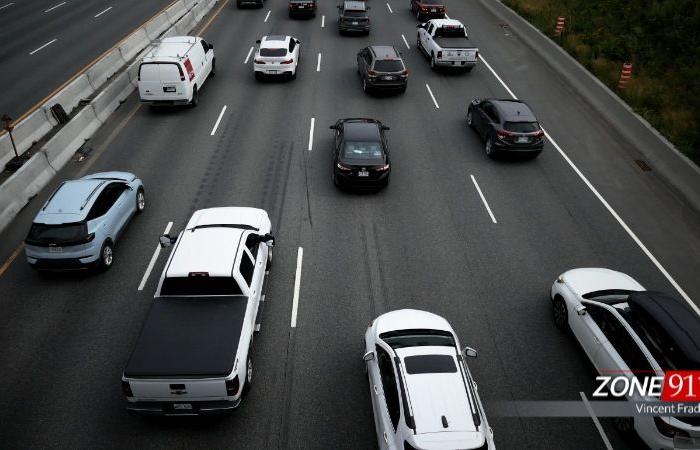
[
  {"left": 399, "top": 86, "right": 407, "bottom": 94},
  {"left": 430, "top": 54, "right": 436, "bottom": 69},
  {"left": 416, "top": 35, "right": 421, "bottom": 50},
  {"left": 485, "top": 137, "right": 496, "bottom": 157},
  {"left": 98, "top": 241, "right": 114, "bottom": 272},
  {"left": 416, "top": 10, "right": 421, "bottom": 20},
  {"left": 291, "top": 68, "right": 297, "bottom": 80},
  {"left": 189, "top": 86, "right": 199, "bottom": 107},
  {"left": 243, "top": 352, "right": 253, "bottom": 394},
  {"left": 255, "top": 71, "right": 262, "bottom": 81},
  {"left": 552, "top": 296, "right": 568, "bottom": 330},
  {"left": 136, "top": 187, "right": 145, "bottom": 214},
  {"left": 613, "top": 417, "right": 634, "bottom": 434},
  {"left": 210, "top": 58, "right": 216, "bottom": 77},
  {"left": 362, "top": 78, "right": 369, "bottom": 93},
  {"left": 467, "top": 109, "right": 473, "bottom": 128},
  {"left": 333, "top": 172, "right": 340, "bottom": 187},
  {"left": 266, "top": 248, "right": 273, "bottom": 271}
]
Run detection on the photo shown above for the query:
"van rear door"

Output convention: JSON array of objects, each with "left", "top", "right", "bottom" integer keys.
[{"left": 138, "top": 62, "right": 186, "bottom": 101}]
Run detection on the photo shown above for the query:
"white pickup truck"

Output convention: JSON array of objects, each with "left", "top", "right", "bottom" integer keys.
[
  {"left": 121, "top": 207, "right": 274, "bottom": 415},
  {"left": 416, "top": 19, "right": 478, "bottom": 71}
]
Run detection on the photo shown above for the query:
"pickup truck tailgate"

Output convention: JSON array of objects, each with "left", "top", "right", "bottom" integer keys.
[
  {"left": 129, "top": 378, "right": 227, "bottom": 399},
  {"left": 442, "top": 48, "right": 477, "bottom": 61}
]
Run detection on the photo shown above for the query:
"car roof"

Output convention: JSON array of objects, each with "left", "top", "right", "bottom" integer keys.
[
  {"left": 143, "top": 36, "right": 197, "bottom": 62},
  {"left": 261, "top": 35, "right": 290, "bottom": 47},
  {"left": 490, "top": 99, "right": 537, "bottom": 122},
  {"left": 35, "top": 179, "right": 107, "bottom": 223},
  {"left": 627, "top": 291, "right": 700, "bottom": 366},
  {"left": 343, "top": 121, "right": 381, "bottom": 141},
  {"left": 370, "top": 46, "right": 400, "bottom": 60},
  {"left": 343, "top": 0, "right": 366, "bottom": 10},
  {"left": 166, "top": 208, "right": 265, "bottom": 278}
]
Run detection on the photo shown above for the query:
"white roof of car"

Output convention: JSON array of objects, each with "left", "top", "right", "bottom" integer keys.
[
  {"left": 260, "top": 35, "right": 291, "bottom": 48},
  {"left": 165, "top": 208, "right": 265, "bottom": 278},
  {"left": 375, "top": 309, "right": 453, "bottom": 335},
  {"left": 562, "top": 268, "right": 645, "bottom": 297},
  {"left": 143, "top": 36, "right": 198, "bottom": 62},
  {"left": 428, "top": 18, "right": 464, "bottom": 28}
]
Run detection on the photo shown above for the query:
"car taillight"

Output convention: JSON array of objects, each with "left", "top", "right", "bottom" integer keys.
[
  {"left": 534, "top": 130, "right": 544, "bottom": 138},
  {"left": 121, "top": 381, "right": 133, "bottom": 397},
  {"left": 280, "top": 59, "right": 294, "bottom": 64},
  {"left": 254, "top": 58, "right": 266, "bottom": 64},
  {"left": 226, "top": 376, "right": 240, "bottom": 396},
  {"left": 420, "top": 6, "right": 428, "bottom": 11},
  {"left": 376, "top": 164, "right": 390, "bottom": 171},
  {"left": 497, "top": 130, "right": 512, "bottom": 140},
  {"left": 654, "top": 417, "right": 690, "bottom": 438},
  {"left": 400, "top": 70, "right": 409, "bottom": 77},
  {"left": 368, "top": 69, "right": 377, "bottom": 77},
  {"left": 437, "top": 51, "right": 442, "bottom": 58},
  {"left": 336, "top": 162, "right": 352, "bottom": 171}
]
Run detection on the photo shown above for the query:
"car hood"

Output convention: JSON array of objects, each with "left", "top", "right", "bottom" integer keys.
[{"left": 562, "top": 268, "right": 644, "bottom": 297}]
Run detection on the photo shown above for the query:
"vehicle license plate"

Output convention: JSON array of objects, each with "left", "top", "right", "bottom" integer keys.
[
  {"left": 163, "top": 86, "right": 176, "bottom": 92},
  {"left": 298, "top": 4, "right": 304, "bottom": 7},
  {"left": 352, "top": 21, "right": 358, "bottom": 25},
  {"left": 383, "top": 76, "right": 393, "bottom": 80},
  {"left": 268, "top": 70, "right": 279, "bottom": 74},
  {"left": 173, "top": 403, "right": 192, "bottom": 410},
  {"left": 431, "top": 8, "right": 436, "bottom": 12},
  {"left": 49, "top": 246, "right": 63, "bottom": 253},
  {"left": 517, "top": 136, "right": 530, "bottom": 143},
  {"left": 358, "top": 170, "right": 369, "bottom": 177}
]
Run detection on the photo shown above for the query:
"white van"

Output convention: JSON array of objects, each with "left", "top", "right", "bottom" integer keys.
[{"left": 138, "top": 36, "right": 215, "bottom": 107}]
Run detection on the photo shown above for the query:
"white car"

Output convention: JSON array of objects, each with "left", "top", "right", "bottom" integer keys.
[
  {"left": 551, "top": 268, "right": 700, "bottom": 449},
  {"left": 253, "top": 35, "right": 301, "bottom": 80},
  {"left": 363, "top": 309, "right": 495, "bottom": 450}
]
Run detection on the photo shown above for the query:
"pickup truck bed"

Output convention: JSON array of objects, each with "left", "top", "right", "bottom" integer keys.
[
  {"left": 433, "top": 36, "right": 473, "bottom": 48},
  {"left": 124, "top": 296, "right": 247, "bottom": 378}
]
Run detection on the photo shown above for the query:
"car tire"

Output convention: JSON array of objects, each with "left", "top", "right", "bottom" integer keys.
[
  {"left": 399, "top": 86, "right": 407, "bottom": 94},
  {"left": 266, "top": 248, "right": 273, "bottom": 271},
  {"left": 485, "top": 137, "right": 496, "bottom": 158},
  {"left": 333, "top": 172, "right": 340, "bottom": 187},
  {"left": 135, "top": 187, "right": 145, "bottom": 214},
  {"left": 210, "top": 58, "right": 216, "bottom": 77},
  {"left": 416, "top": 10, "right": 421, "bottom": 20},
  {"left": 255, "top": 71, "right": 262, "bottom": 81},
  {"left": 464, "top": 66, "right": 473, "bottom": 73},
  {"left": 243, "top": 352, "right": 253, "bottom": 394},
  {"left": 362, "top": 78, "right": 369, "bottom": 93},
  {"left": 430, "top": 54, "right": 436, "bottom": 70},
  {"left": 467, "top": 109, "right": 473, "bottom": 128},
  {"left": 97, "top": 241, "right": 114, "bottom": 272},
  {"left": 291, "top": 69, "right": 297, "bottom": 80},
  {"left": 552, "top": 296, "right": 568, "bottom": 330},
  {"left": 189, "top": 86, "right": 199, "bottom": 108}
]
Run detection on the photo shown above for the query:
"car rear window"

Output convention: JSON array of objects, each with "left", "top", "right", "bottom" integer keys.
[
  {"left": 435, "top": 26, "right": 465, "bottom": 38},
  {"left": 260, "top": 48, "right": 287, "bottom": 57},
  {"left": 404, "top": 355, "right": 457, "bottom": 374},
  {"left": 26, "top": 223, "right": 88, "bottom": 246},
  {"left": 343, "top": 10, "right": 367, "bottom": 17},
  {"left": 374, "top": 60, "right": 404, "bottom": 72},
  {"left": 343, "top": 141, "right": 384, "bottom": 159},
  {"left": 160, "top": 276, "right": 243, "bottom": 296},
  {"left": 381, "top": 330, "right": 456, "bottom": 349},
  {"left": 504, "top": 122, "right": 540, "bottom": 133},
  {"left": 139, "top": 63, "right": 182, "bottom": 82},
  {"left": 419, "top": 0, "right": 443, "bottom": 4}
]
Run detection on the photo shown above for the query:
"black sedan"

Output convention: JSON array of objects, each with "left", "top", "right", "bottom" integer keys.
[
  {"left": 330, "top": 118, "right": 391, "bottom": 190},
  {"left": 467, "top": 98, "right": 544, "bottom": 158}
]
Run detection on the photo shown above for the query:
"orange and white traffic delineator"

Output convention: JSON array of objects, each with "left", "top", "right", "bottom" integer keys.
[
  {"left": 554, "top": 16, "right": 565, "bottom": 36},
  {"left": 618, "top": 62, "right": 633, "bottom": 89}
]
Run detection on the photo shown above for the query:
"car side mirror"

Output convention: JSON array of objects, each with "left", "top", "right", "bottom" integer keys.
[
  {"left": 296, "top": 39, "right": 301, "bottom": 44},
  {"left": 471, "top": 97, "right": 481, "bottom": 105},
  {"left": 462, "top": 346, "right": 478, "bottom": 358},
  {"left": 255, "top": 39, "right": 261, "bottom": 44},
  {"left": 363, "top": 351, "right": 374, "bottom": 362},
  {"left": 208, "top": 43, "right": 214, "bottom": 50},
  {"left": 416, "top": 24, "right": 423, "bottom": 28},
  {"left": 575, "top": 305, "right": 587, "bottom": 316},
  {"left": 329, "top": 125, "right": 336, "bottom": 130},
  {"left": 262, "top": 233, "right": 275, "bottom": 247},
  {"left": 159, "top": 234, "right": 177, "bottom": 248},
  {"left": 381, "top": 125, "right": 390, "bottom": 130}
]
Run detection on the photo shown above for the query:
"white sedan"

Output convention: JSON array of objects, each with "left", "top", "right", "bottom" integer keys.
[{"left": 253, "top": 35, "right": 301, "bottom": 80}]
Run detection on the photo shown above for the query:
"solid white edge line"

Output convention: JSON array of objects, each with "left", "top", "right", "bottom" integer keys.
[
  {"left": 264, "top": 9, "right": 270, "bottom": 22},
  {"left": 470, "top": 174, "right": 497, "bottom": 224},
  {"left": 138, "top": 222, "right": 173, "bottom": 291},
  {"left": 44, "top": 1, "right": 66, "bottom": 13},
  {"left": 425, "top": 83, "right": 439, "bottom": 109},
  {"left": 210, "top": 105, "right": 227, "bottom": 136},
  {"left": 94, "top": 6, "right": 112, "bottom": 18},
  {"left": 0, "top": 2, "right": 15, "bottom": 11},
  {"left": 291, "top": 247, "right": 303, "bottom": 327},
  {"left": 386, "top": 2, "right": 393, "bottom": 13},
  {"left": 307, "top": 117, "right": 315, "bottom": 151},
  {"left": 321, "top": 15, "right": 325, "bottom": 27},
  {"left": 316, "top": 52, "right": 321, "bottom": 72},
  {"left": 479, "top": 53, "right": 697, "bottom": 313},
  {"left": 244, "top": 46, "right": 254, "bottom": 64},
  {"left": 401, "top": 34, "right": 410, "bottom": 50},
  {"left": 579, "top": 392, "right": 613, "bottom": 450},
  {"left": 29, "top": 38, "right": 57, "bottom": 55}
]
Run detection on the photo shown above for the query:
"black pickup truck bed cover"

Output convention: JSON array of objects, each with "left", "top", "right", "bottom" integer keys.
[
  {"left": 433, "top": 36, "right": 474, "bottom": 49},
  {"left": 124, "top": 296, "right": 247, "bottom": 378}
]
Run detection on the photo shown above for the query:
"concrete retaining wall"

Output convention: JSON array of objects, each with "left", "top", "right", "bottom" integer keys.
[
  {"left": 86, "top": 48, "right": 123, "bottom": 90},
  {"left": 0, "top": 109, "right": 54, "bottom": 168}
]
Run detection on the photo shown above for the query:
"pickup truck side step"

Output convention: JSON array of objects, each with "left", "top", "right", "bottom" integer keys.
[{"left": 254, "top": 269, "right": 271, "bottom": 332}]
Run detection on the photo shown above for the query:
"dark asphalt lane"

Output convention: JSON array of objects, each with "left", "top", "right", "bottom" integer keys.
[
  {"left": 0, "top": 0, "right": 174, "bottom": 119},
  {"left": 0, "top": 0, "right": 697, "bottom": 449}
]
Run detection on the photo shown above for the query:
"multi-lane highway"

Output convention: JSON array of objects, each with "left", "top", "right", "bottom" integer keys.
[
  {"left": 1, "top": 0, "right": 699, "bottom": 448},
  {"left": 0, "top": 0, "right": 174, "bottom": 119}
]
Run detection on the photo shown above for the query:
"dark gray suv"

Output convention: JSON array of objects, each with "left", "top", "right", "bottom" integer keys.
[
  {"left": 338, "top": 1, "right": 370, "bottom": 34},
  {"left": 357, "top": 46, "right": 408, "bottom": 94}
]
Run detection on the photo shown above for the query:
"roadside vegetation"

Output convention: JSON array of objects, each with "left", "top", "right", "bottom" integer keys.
[{"left": 503, "top": 0, "right": 699, "bottom": 164}]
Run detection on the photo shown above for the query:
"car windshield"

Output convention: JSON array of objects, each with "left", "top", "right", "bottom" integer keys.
[
  {"left": 435, "top": 26, "right": 465, "bottom": 37},
  {"left": 260, "top": 48, "right": 287, "bottom": 57},
  {"left": 404, "top": 355, "right": 457, "bottom": 374},
  {"left": 26, "top": 222, "right": 88, "bottom": 245},
  {"left": 381, "top": 329, "right": 456, "bottom": 349},
  {"left": 504, "top": 121, "right": 540, "bottom": 133},
  {"left": 160, "top": 276, "right": 243, "bottom": 296},
  {"left": 343, "top": 141, "right": 383, "bottom": 159},
  {"left": 344, "top": 10, "right": 366, "bottom": 17},
  {"left": 374, "top": 60, "right": 404, "bottom": 72}
]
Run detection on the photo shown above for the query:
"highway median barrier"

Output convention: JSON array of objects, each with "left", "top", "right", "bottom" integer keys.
[
  {"left": 86, "top": 48, "right": 123, "bottom": 91},
  {"left": 166, "top": 1, "right": 188, "bottom": 24},
  {"left": 43, "top": 106, "right": 102, "bottom": 170},
  {"left": 118, "top": 28, "right": 150, "bottom": 64},
  {"left": 0, "top": 109, "right": 54, "bottom": 169},
  {"left": 144, "top": 11, "right": 171, "bottom": 40},
  {"left": 42, "top": 74, "right": 94, "bottom": 119},
  {"left": 91, "top": 73, "right": 134, "bottom": 123}
]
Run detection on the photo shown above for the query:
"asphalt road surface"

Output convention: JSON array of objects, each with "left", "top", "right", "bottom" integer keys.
[
  {"left": 1, "top": 0, "right": 699, "bottom": 449},
  {"left": 0, "top": 0, "right": 174, "bottom": 119}
]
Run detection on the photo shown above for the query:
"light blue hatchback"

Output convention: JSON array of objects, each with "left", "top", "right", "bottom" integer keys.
[{"left": 24, "top": 172, "right": 145, "bottom": 271}]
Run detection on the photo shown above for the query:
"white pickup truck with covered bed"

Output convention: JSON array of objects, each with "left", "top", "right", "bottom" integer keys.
[{"left": 416, "top": 19, "right": 479, "bottom": 71}]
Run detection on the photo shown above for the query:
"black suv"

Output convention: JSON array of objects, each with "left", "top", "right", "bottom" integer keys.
[
  {"left": 330, "top": 118, "right": 391, "bottom": 190},
  {"left": 338, "top": 1, "right": 370, "bottom": 35},
  {"left": 467, "top": 98, "right": 544, "bottom": 158},
  {"left": 288, "top": 0, "right": 316, "bottom": 17},
  {"left": 357, "top": 46, "right": 408, "bottom": 94}
]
